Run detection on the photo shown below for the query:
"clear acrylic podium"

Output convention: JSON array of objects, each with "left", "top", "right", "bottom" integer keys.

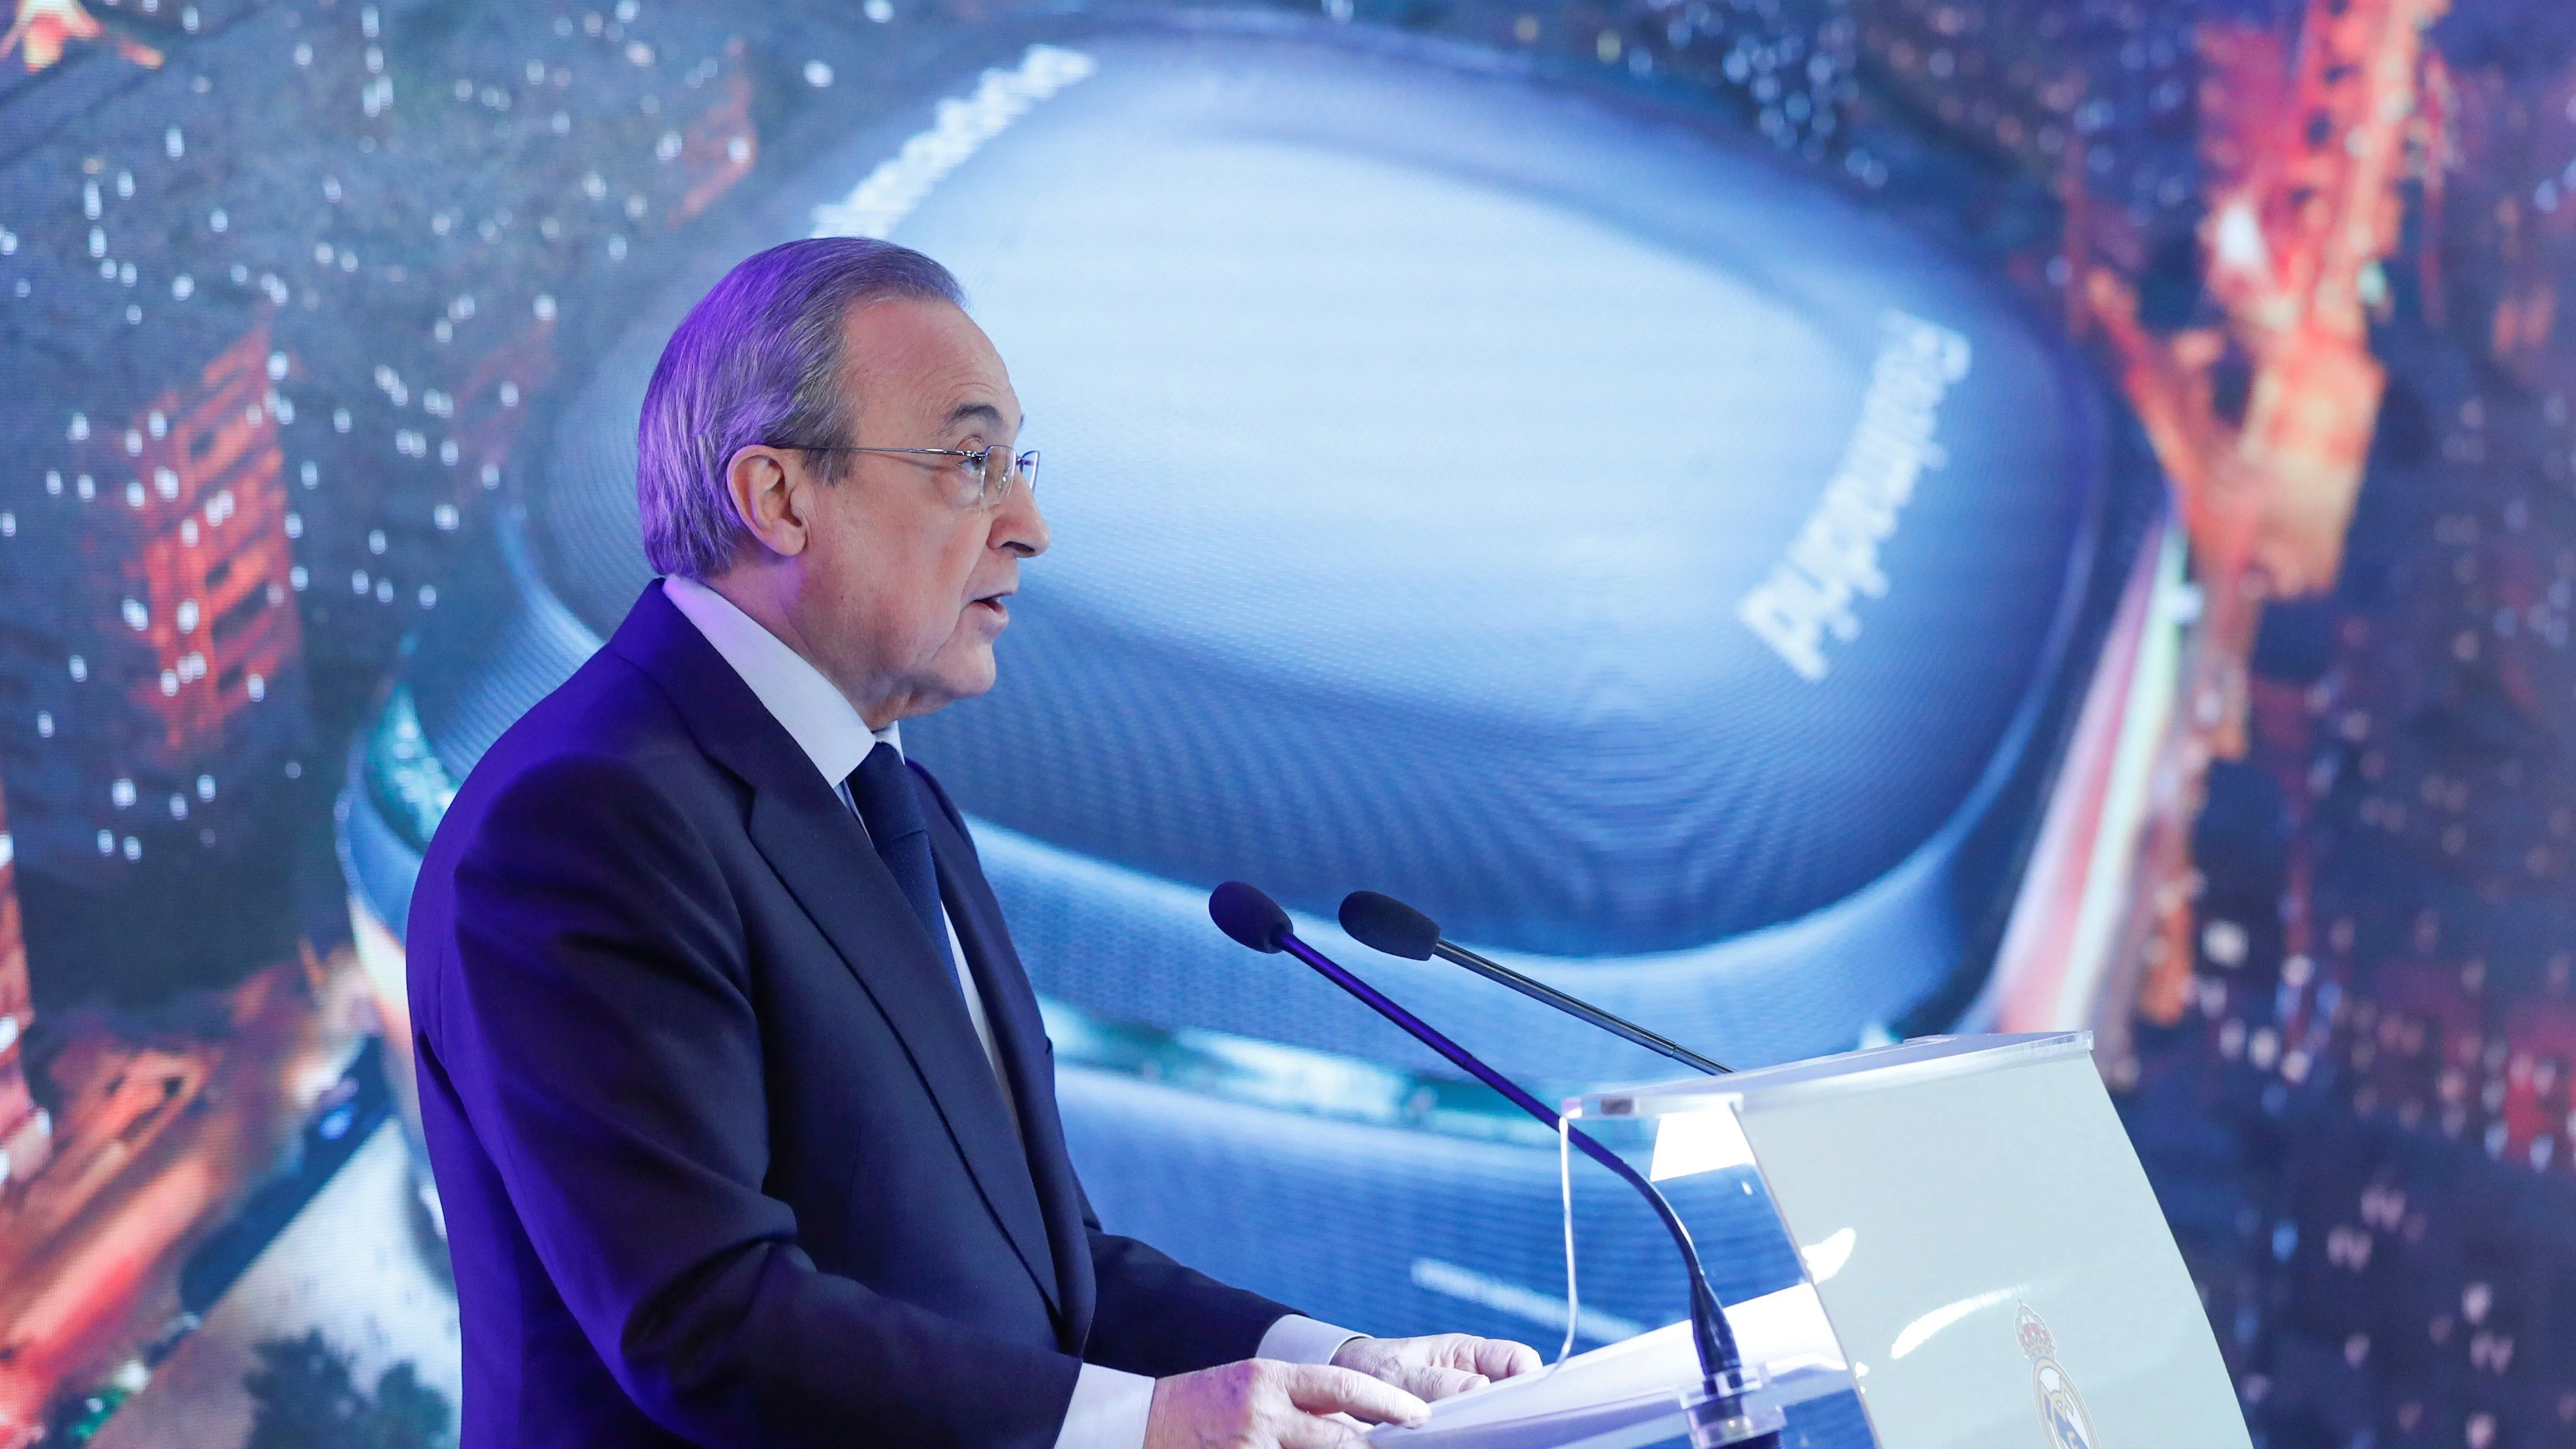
[{"left": 1373, "top": 1033, "right": 2250, "bottom": 1449}]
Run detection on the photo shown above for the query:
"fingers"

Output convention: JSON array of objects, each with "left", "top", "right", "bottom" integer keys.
[
  {"left": 1280, "top": 1363, "right": 1431, "bottom": 1429},
  {"left": 1471, "top": 1337, "right": 1544, "bottom": 1380},
  {"left": 1147, "top": 1360, "right": 1436, "bottom": 1449},
  {"left": 1273, "top": 1412, "right": 1375, "bottom": 1449},
  {"left": 1409, "top": 1332, "right": 1536, "bottom": 1381},
  {"left": 1386, "top": 1333, "right": 1539, "bottom": 1388},
  {"left": 1391, "top": 1363, "right": 1489, "bottom": 1401}
]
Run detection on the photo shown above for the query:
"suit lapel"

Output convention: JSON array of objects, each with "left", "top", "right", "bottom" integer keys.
[
  {"left": 919, "top": 777, "right": 1098, "bottom": 1349},
  {"left": 605, "top": 584, "right": 1061, "bottom": 1315}
]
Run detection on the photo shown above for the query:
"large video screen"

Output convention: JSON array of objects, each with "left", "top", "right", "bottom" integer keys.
[{"left": 0, "top": 0, "right": 2570, "bottom": 1444}]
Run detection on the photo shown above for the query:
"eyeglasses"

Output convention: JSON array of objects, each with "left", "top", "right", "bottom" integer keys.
[{"left": 779, "top": 441, "right": 1039, "bottom": 509}]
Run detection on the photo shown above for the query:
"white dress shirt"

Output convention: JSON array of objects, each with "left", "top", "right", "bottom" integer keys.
[{"left": 662, "top": 577, "right": 1360, "bottom": 1448}]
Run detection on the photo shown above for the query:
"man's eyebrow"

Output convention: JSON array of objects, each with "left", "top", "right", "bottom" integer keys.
[{"left": 945, "top": 401, "right": 1010, "bottom": 430}]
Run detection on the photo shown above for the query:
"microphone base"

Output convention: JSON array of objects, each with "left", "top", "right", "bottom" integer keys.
[{"left": 1679, "top": 1371, "right": 1788, "bottom": 1449}]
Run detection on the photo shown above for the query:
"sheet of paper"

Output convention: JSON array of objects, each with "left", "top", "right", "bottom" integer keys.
[{"left": 1371, "top": 1282, "right": 1846, "bottom": 1446}]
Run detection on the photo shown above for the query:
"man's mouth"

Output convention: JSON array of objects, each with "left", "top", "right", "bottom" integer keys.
[{"left": 972, "top": 592, "right": 1012, "bottom": 623}]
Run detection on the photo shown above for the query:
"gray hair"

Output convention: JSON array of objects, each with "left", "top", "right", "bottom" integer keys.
[{"left": 636, "top": 238, "right": 965, "bottom": 578}]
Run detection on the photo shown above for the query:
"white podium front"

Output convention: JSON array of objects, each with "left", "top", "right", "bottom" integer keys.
[{"left": 1373, "top": 1033, "right": 2249, "bottom": 1449}]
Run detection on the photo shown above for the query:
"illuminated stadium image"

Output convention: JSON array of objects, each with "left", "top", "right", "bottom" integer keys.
[
  {"left": 339, "top": 17, "right": 2127, "bottom": 1390},
  {"left": 11, "top": 0, "right": 2573, "bottom": 1440}
]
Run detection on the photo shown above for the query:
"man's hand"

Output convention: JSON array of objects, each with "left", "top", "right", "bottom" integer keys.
[
  {"left": 1144, "top": 1359, "right": 1427, "bottom": 1448},
  {"left": 1330, "top": 1333, "right": 1544, "bottom": 1402}
]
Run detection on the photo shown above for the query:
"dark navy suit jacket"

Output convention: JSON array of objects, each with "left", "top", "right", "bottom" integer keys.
[{"left": 408, "top": 582, "right": 1292, "bottom": 1446}]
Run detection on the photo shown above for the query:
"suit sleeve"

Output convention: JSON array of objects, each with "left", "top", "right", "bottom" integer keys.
[
  {"left": 1079, "top": 1188, "right": 1300, "bottom": 1377},
  {"left": 420, "top": 751, "right": 1081, "bottom": 1448}
]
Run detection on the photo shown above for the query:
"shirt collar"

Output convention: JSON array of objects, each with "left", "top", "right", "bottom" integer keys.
[{"left": 662, "top": 575, "right": 897, "bottom": 789}]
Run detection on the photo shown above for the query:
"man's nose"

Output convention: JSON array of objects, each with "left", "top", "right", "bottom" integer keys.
[{"left": 993, "top": 484, "right": 1050, "bottom": 559}]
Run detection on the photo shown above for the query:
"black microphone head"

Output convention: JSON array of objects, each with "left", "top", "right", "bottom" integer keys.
[
  {"left": 1208, "top": 881, "right": 1292, "bottom": 954},
  {"left": 1338, "top": 891, "right": 1442, "bottom": 961}
]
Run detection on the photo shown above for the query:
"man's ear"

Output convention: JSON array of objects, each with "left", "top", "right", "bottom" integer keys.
[{"left": 725, "top": 445, "right": 811, "bottom": 558}]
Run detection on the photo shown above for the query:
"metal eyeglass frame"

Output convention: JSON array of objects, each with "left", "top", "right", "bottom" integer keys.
[{"left": 777, "top": 442, "right": 1039, "bottom": 508}]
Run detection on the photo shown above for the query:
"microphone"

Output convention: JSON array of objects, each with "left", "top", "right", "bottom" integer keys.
[
  {"left": 1337, "top": 891, "right": 1732, "bottom": 1076},
  {"left": 1209, "top": 883, "right": 1778, "bottom": 1447}
]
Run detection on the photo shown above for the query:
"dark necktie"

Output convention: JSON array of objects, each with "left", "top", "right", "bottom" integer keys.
[{"left": 847, "top": 742, "right": 957, "bottom": 978}]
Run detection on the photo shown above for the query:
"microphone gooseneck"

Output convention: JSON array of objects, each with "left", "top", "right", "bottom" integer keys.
[
  {"left": 1337, "top": 890, "right": 1733, "bottom": 1077},
  {"left": 1210, "top": 882, "right": 1747, "bottom": 1410}
]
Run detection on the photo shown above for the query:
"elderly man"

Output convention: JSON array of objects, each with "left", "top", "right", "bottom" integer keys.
[{"left": 407, "top": 238, "right": 1538, "bottom": 1447}]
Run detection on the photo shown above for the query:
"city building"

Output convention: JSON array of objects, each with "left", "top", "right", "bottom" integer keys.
[
  {"left": 0, "top": 782, "right": 48, "bottom": 1197},
  {"left": 0, "top": 320, "right": 305, "bottom": 888}
]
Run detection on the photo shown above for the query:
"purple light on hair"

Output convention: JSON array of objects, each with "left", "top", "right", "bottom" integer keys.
[{"left": 635, "top": 237, "right": 963, "bottom": 578}]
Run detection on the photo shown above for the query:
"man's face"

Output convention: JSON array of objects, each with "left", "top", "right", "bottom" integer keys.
[{"left": 792, "top": 297, "right": 1047, "bottom": 722}]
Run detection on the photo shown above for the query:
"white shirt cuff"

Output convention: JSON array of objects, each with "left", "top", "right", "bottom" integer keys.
[
  {"left": 1257, "top": 1313, "right": 1367, "bottom": 1366},
  {"left": 1053, "top": 1363, "right": 1157, "bottom": 1449}
]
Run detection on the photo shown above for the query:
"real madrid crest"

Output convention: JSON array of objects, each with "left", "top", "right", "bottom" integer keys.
[{"left": 2017, "top": 1302, "right": 2100, "bottom": 1449}]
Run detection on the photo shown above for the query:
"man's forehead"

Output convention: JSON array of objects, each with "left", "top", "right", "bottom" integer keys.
[{"left": 845, "top": 297, "right": 1017, "bottom": 425}]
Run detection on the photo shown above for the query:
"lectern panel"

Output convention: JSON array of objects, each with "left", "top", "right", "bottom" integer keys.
[{"left": 1730, "top": 1051, "right": 2246, "bottom": 1449}]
